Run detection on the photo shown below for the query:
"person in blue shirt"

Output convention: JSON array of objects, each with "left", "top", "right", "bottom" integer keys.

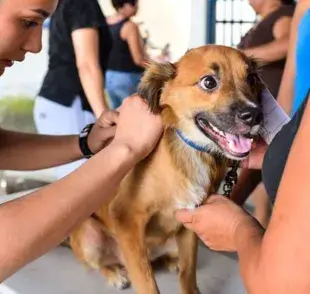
[{"left": 278, "top": 0, "right": 310, "bottom": 116}]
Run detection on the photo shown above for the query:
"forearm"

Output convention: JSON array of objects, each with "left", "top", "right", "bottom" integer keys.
[
  {"left": 230, "top": 169, "right": 261, "bottom": 205},
  {"left": 78, "top": 65, "right": 109, "bottom": 117},
  {"left": 277, "top": 61, "right": 295, "bottom": 114},
  {"left": 0, "top": 129, "right": 82, "bottom": 170},
  {"left": 235, "top": 220, "right": 265, "bottom": 293},
  {"left": 245, "top": 38, "right": 289, "bottom": 63},
  {"left": 0, "top": 143, "right": 135, "bottom": 281}
]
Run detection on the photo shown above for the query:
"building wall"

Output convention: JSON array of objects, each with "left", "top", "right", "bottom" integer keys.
[{"left": 99, "top": 0, "right": 206, "bottom": 61}]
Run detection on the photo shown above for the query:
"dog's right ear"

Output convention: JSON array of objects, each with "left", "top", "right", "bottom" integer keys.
[{"left": 138, "top": 62, "right": 176, "bottom": 114}]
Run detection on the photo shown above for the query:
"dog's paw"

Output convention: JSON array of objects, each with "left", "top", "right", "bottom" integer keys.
[
  {"left": 109, "top": 274, "right": 131, "bottom": 290},
  {"left": 102, "top": 265, "right": 131, "bottom": 290},
  {"left": 165, "top": 259, "right": 179, "bottom": 273},
  {"left": 159, "top": 255, "right": 179, "bottom": 273}
]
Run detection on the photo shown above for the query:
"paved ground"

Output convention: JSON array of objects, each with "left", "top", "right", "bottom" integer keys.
[{"left": 3, "top": 246, "right": 246, "bottom": 294}]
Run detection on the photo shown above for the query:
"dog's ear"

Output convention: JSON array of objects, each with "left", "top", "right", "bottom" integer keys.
[{"left": 138, "top": 62, "right": 176, "bottom": 114}]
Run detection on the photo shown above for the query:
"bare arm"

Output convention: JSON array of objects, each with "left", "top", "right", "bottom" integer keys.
[
  {"left": 72, "top": 28, "right": 109, "bottom": 118},
  {"left": 0, "top": 128, "right": 81, "bottom": 170},
  {"left": 278, "top": 0, "right": 310, "bottom": 114},
  {"left": 0, "top": 110, "right": 117, "bottom": 171},
  {"left": 0, "top": 95, "right": 163, "bottom": 281},
  {"left": 244, "top": 17, "right": 292, "bottom": 63},
  {"left": 236, "top": 96, "right": 310, "bottom": 293},
  {"left": 122, "top": 21, "right": 148, "bottom": 68},
  {"left": 0, "top": 143, "right": 135, "bottom": 281}
]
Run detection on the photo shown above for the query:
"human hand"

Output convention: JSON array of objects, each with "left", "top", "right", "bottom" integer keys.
[
  {"left": 241, "top": 139, "right": 268, "bottom": 170},
  {"left": 112, "top": 95, "right": 163, "bottom": 162},
  {"left": 175, "top": 195, "right": 261, "bottom": 252},
  {"left": 87, "top": 110, "right": 119, "bottom": 154}
]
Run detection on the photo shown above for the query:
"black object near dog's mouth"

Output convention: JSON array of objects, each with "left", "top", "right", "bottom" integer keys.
[{"left": 194, "top": 114, "right": 254, "bottom": 159}]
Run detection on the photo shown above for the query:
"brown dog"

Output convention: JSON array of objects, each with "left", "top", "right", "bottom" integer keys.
[{"left": 70, "top": 45, "right": 264, "bottom": 294}]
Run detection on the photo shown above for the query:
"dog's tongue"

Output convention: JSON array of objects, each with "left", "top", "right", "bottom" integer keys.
[{"left": 225, "top": 134, "right": 252, "bottom": 154}]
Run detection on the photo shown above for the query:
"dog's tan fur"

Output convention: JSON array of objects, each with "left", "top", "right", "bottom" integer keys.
[{"left": 70, "top": 45, "right": 263, "bottom": 294}]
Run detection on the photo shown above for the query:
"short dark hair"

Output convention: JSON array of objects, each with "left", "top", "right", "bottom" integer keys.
[{"left": 112, "top": 0, "right": 138, "bottom": 10}]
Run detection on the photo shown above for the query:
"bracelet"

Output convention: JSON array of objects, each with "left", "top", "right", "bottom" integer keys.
[{"left": 79, "top": 123, "right": 95, "bottom": 159}]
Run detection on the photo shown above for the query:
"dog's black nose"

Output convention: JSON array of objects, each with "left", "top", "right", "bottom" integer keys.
[{"left": 237, "top": 107, "right": 262, "bottom": 126}]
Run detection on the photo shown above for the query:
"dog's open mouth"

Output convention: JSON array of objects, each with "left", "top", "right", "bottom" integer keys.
[{"left": 195, "top": 116, "right": 253, "bottom": 159}]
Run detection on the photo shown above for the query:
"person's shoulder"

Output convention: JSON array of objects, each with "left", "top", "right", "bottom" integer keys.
[{"left": 123, "top": 20, "right": 139, "bottom": 33}]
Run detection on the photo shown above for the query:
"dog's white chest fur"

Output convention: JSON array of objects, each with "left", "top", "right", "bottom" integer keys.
[{"left": 175, "top": 148, "right": 210, "bottom": 211}]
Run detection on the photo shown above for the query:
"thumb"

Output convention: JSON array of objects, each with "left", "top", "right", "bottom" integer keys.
[
  {"left": 175, "top": 209, "right": 195, "bottom": 224},
  {"left": 98, "top": 111, "right": 119, "bottom": 126}
]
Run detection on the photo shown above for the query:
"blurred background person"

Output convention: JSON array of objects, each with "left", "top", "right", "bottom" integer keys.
[
  {"left": 278, "top": 0, "right": 310, "bottom": 116},
  {"left": 233, "top": 0, "right": 295, "bottom": 228},
  {"left": 106, "top": 0, "right": 148, "bottom": 109},
  {"left": 34, "top": 0, "right": 113, "bottom": 179},
  {"left": 238, "top": 0, "right": 295, "bottom": 98}
]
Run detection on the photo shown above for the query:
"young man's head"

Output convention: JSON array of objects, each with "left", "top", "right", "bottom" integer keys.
[{"left": 112, "top": 0, "right": 138, "bottom": 17}]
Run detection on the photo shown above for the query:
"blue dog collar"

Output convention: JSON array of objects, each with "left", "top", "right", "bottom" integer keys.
[{"left": 176, "top": 129, "right": 210, "bottom": 152}]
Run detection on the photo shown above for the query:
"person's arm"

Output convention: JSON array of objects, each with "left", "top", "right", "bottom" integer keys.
[
  {"left": 72, "top": 28, "right": 109, "bottom": 118},
  {"left": 0, "top": 95, "right": 163, "bottom": 281},
  {"left": 230, "top": 141, "right": 267, "bottom": 204},
  {"left": 278, "top": 0, "right": 310, "bottom": 114},
  {"left": 237, "top": 96, "right": 310, "bottom": 293},
  {"left": 176, "top": 97, "right": 310, "bottom": 293},
  {"left": 122, "top": 21, "right": 148, "bottom": 68},
  {"left": 0, "top": 110, "right": 118, "bottom": 171},
  {"left": 0, "top": 129, "right": 81, "bottom": 170},
  {"left": 244, "top": 16, "right": 292, "bottom": 63}
]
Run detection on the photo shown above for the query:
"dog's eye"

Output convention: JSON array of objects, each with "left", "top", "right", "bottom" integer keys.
[{"left": 199, "top": 76, "right": 218, "bottom": 91}]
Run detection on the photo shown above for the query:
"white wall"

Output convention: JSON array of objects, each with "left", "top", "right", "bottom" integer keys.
[{"left": 100, "top": 0, "right": 206, "bottom": 61}]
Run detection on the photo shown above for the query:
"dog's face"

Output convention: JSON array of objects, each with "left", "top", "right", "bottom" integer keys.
[{"left": 138, "top": 45, "right": 264, "bottom": 160}]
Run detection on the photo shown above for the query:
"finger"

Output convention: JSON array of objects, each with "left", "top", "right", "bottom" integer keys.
[
  {"left": 101, "top": 126, "right": 116, "bottom": 139},
  {"left": 240, "top": 158, "right": 249, "bottom": 169},
  {"left": 175, "top": 209, "right": 195, "bottom": 224},
  {"left": 127, "top": 94, "right": 148, "bottom": 108},
  {"left": 181, "top": 222, "right": 195, "bottom": 231},
  {"left": 98, "top": 111, "right": 119, "bottom": 127}
]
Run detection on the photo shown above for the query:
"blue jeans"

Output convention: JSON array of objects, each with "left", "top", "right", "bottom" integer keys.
[{"left": 106, "top": 70, "right": 143, "bottom": 109}]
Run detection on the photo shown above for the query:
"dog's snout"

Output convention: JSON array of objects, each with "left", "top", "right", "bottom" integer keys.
[{"left": 237, "top": 107, "right": 262, "bottom": 126}]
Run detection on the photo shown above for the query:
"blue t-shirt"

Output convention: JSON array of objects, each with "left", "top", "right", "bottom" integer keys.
[{"left": 292, "top": 9, "right": 310, "bottom": 116}]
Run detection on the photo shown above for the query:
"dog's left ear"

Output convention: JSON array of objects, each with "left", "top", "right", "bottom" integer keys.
[{"left": 138, "top": 62, "right": 176, "bottom": 114}]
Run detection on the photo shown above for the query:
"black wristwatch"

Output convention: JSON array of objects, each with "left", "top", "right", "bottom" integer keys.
[{"left": 79, "top": 123, "right": 95, "bottom": 159}]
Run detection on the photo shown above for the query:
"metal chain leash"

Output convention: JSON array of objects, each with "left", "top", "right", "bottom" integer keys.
[{"left": 223, "top": 161, "right": 239, "bottom": 197}]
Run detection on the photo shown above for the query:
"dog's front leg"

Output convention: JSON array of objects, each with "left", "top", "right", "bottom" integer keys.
[
  {"left": 176, "top": 228, "right": 200, "bottom": 294},
  {"left": 114, "top": 218, "right": 159, "bottom": 294}
]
